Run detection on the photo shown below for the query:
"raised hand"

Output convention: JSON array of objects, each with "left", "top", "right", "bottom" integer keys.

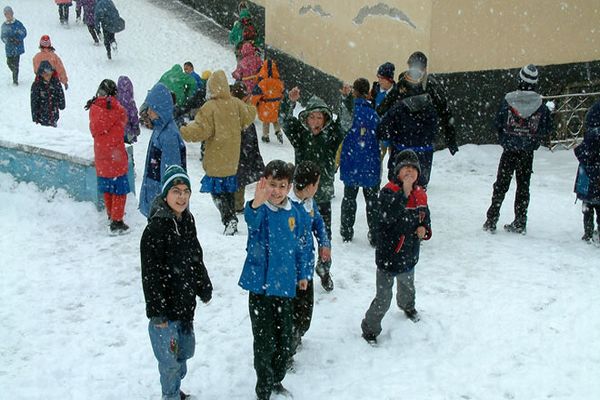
[{"left": 251, "top": 177, "right": 273, "bottom": 208}]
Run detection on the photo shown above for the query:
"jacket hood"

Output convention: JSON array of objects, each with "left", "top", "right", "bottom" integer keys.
[
  {"left": 36, "top": 60, "right": 55, "bottom": 76},
  {"left": 298, "top": 95, "right": 333, "bottom": 131},
  {"left": 148, "top": 196, "right": 178, "bottom": 220},
  {"left": 240, "top": 42, "right": 256, "bottom": 57},
  {"left": 258, "top": 59, "right": 279, "bottom": 80},
  {"left": 144, "top": 83, "right": 174, "bottom": 125},
  {"left": 207, "top": 70, "right": 231, "bottom": 100},
  {"left": 117, "top": 76, "right": 134, "bottom": 104},
  {"left": 505, "top": 90, "right": 543, "bottom": 119},
  {"left": 239, "top": 9, "right": 251, "bottom": 19}
]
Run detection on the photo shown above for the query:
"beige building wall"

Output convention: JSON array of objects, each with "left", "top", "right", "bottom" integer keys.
[
  {"left": 258, "top": 0, "right": 600, "bottom": 78},
  {"left": 264, "top": 1, "right": 433, "bottom": 83}
]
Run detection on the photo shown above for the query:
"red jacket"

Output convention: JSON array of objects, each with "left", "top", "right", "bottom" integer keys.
[{"left": 89, "top": 96, "right": 128, "bottom": 178}]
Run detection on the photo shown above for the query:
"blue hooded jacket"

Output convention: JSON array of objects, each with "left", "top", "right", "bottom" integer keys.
[
  {"left": 1, "top": 18, "right": 27, "bottom": 57},
  {"left": 574, "top": 101, "right": 600, "bottom": 203},
  {"left": 94, "top": 0, "right": 124, "bottom": 33},
  {"left": 139, "top": 83, "right": 187, "bottom": 217}
]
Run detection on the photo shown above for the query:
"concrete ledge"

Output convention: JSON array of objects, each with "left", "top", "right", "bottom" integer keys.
[{"left": 0, "top": 139, "right": 135, "bottom": 209}]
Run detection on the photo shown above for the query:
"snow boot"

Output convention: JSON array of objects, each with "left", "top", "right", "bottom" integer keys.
[
  {"left": 482, "top": 219, "right": 497, "bottom": 233},
  {"left": 275, "top": 131, "right": 284, "bottom": 144},
  {"left": 261, "top": 135, "right": 270, "bottom": 143},
  {"left": 319, "top": 272, "right": 334, "bottom": 292},
  {"left": 109, "top": 220, "right": 129, "bottom": 234},
  {"left": 273, "top": 382, "right": 291, "bottom": 397},
  {"left": 362, "top": 332, "right": 377, "bottom": 345},
  {"left": 180, "top": 390, "right": 191, "bottom": 400},
  {"left": 404, "top": 308, "right": 421, "bottom": 323},
  {"left": 224, "top": 220, "right": 238, "bottom": 236},
  {"left": 503, "top": 221, "right": 526, "bottom": 235}
]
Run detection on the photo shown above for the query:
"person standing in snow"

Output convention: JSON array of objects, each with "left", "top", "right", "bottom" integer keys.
[
  {"left": 55, "top": 0, "right": 73, "bottom": 26},
  {"left": 1, "top": 6, "right": 27, "bottom": 86},
  {"left": 338, "top": 78, "right": 381, "bottom": 246},
  {"left": 370, "top": 62, "right": 400, "bottom": 117},
  {"left": 116, "top": 75, "right": 140, "bottom": 144},
  {"left": 252, "top": 58, "right": 284, "bottom": 143},
  {"left": 79, "top": 0, "right": 101, "bottom": 45},
  {"left": 94, "top": 0, "right": 125, "bottom": 60},
  {"left": 280, "top": 87, "right": 345, "bottom": 292},
  {"left": 141, "top": 165, "right": 213, "bottom": 400},
  {"left": 238, "top": 160, "right": 310, "bottom": 400},
  {"left": 483, "top": 64, "right": 553, "bottom": 235},
  {"left": 85, "top": 79, "right": 130, "bottom": 233},
  {"left": 179, "top": 70, "right": 256, "bottom": 235},
  {"left": 232, "top": 41, "right": 262, "bottom": 94},
  {"left": 573, "top": 100, "right": 600, "bottom": 243},
  {"left": 182, "top": 61, "right": 207, "bottom": 118},
  {"left": 30, "top": 60, "right": 65, "bottom": 127},
  {"left": 32, "top": 35, "right": 69, "bottom": 90},
  {"left": 361, "top": 150, "right": 432, "bottom": 344},
  {"left": 139, "top": 82, "right": 187, "bottom": 218}
]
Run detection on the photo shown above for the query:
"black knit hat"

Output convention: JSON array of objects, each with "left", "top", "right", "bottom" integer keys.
[
  {"left": 97, "top": 79, "right": 118, "bottom": 97},
  {"left": 393, "top": 149, "right": 421, "bottom": 177},
  {"left": 377, "top": 62, "right": 395, "bottom": 82}
]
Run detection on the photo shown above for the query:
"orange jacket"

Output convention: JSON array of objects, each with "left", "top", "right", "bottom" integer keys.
[
  {"left": 251, "top": 59, "right": 284, "bottom": 124},
  {"left": 33, "top": 49, "right": 68, "bottom": 87}
]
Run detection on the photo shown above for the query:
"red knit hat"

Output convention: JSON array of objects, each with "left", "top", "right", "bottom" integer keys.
[{"left": 39, "top": 35, "right": 52, "bottom": 48}]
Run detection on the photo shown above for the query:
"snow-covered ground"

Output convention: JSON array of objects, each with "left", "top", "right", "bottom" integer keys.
[{"left": 1, "top": 1, "right": 599, "bottom": 399}]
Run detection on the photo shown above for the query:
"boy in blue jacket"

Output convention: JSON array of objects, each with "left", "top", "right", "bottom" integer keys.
[
  {"left": 238, "top": 160, "right": 311, "bottom": 400},
  {"left": 288, "top": 161, "right": 331, "bottom": 359},
  {"left": 361, "top": 150, "right": 432, "bottom": 344},
  {"left": 1, "top": 6, "right": 27, "bottom": 85}
]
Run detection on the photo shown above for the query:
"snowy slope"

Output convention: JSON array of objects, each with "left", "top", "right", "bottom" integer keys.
[{"left": 1, "top": 1, "right": 599, "bottom": 399}]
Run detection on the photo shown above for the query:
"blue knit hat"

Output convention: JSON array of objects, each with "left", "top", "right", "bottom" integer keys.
[
  {"left": 377, "top": 62, "right": 395, "bottom": 82},
  {"left": 161, "top": 165, "right": 191, "bottom": 198}
]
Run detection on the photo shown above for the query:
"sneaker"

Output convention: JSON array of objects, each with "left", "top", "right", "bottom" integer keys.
[
  {"left": 362, "top": 332, "right": 377, "bottom": 344},
  {"left": 109, "top": 220, "right": 129, "bottom": 233},
  {"left": 320, "top": 272, "right": 334, "bottom": 292},
  {"left": 107, "top": 51, "right": 112, "bottom": 60},
  {"left": 261, "top": 135, "right": 270, "bottom": 143},
  {"left": 404, "top": 309, "right": 420, "bottom": 323},
  {"left": 504, "top": 222, "right": 526, "bottom": 235},
  {"left": 224, "top": 220, "right": 238, "bottom": 236},
  {"left": 180, "top": 390, "right": 190, "bottom": 400},
  {"left": 275, "top": 131, "right": 284, "bottom": 144},
  {"left": 273, "top": 383, "right": 290, "bottom": 396},
  {"left": 482, "top": 219, "right": 497, "bottom": 233},
  {"left": 111, "top": 41, "right": 118, "bottom": 51}
]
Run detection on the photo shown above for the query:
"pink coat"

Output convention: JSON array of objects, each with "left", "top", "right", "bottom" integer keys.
[{"left": 232, "top": 42, "right": 262, "bottom": 93}]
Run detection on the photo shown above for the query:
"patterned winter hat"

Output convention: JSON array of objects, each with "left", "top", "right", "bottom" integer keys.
[
  {"left": 393, "top": 149, "right": 421, "bottom": 177},
  {"left": 161, "top": 165, "right": 191, "bottom": 198},
  {"left": 39, "top": 35, "right": 52, "bottom": 48},
  {"left": 519, "top": 64, "right": 539, "bottom": 85},
  {"left": 377, "top": 62, "right": 395, "bottom": 82}
]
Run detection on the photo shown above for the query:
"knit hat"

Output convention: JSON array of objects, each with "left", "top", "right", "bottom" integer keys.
[
  {"left": 353, "top": 78, "right": 370, "bottom": 97},
  {"left": 161, "top": 165, "right": 191, "bottom": 198},
  {"left": 407, "top": 51, "right": 428, "bottom": 69},
  {"left": 39, "top": 35, "right": 52, "bottom": 49},
  {"left": 3, "top": 6, "right": 13, "bottom": 15},
  {"left": 377, "top": 62, "right": 395, "bottom": 82},
  {"left": 393, "top": 149, "right": 421, "bottom": 177},
  {"left": 519, "top": 64, "right": 539, "bottom": 85},
  {"left": 201, "top": 70, "right": 212, "bottom": 80},
  {"left": 96, "top": 79, "right": 118, "bottom": 97}
]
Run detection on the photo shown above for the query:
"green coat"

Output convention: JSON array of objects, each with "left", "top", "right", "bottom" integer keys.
[
  {"left": 281, "top": 95, "right": 345, "bottom": 203},
  {"left": 158, "top": 64, "right": 197, "bottom": 108}
]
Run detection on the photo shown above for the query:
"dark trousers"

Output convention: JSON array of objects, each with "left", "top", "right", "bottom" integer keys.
[
  {"left": 6, "top": 56, "right": 19, "bottom": 84},
  {"left": 486, "top": 150, "right": 534, "bottom": 228},
  {"left": 316, "top": 201, "right": 332, "bottom": 277},
  {"left": 291, "top": 279, "right": 314, "bottom": 354},
  {"left": 583, "top": 202, "right": 600, "bottom": 238},
  {"left": 103, "top": 30, "right": 116, "bottom": 58},
  {"left": 211, "top": 192, "right": 238, "bottom": 226},
  {"left": 87, "top": 24, "right": 100, "bottom": 43},
  {"left": 58, "top": 4, "right": 70, "bottom": 23},
  {"left": 340, "top": 185, "right": 379, "bottom": 241},
  {"left": 249, "top": 293, "right": 293, "bottom": 400}
]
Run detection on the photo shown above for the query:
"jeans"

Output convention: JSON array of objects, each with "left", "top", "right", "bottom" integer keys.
[
  {"left": 361, "top": 268, "right": 415, "bottom": 337},
  {"left": 148, "top": 320, "right": 195, "bottom": 400}
]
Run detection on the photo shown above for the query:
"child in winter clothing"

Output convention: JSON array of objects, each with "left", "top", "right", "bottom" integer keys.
[
  {"left": 94, "top": 0, "right": 125, "bottom": 60},
  {"left": 230, "top": 82, "right": 265, "bottom": 212},
  {"left": 252, "top": 58, "right": 284, "bottom": 143},
  {"left": 180, "top": 70, "right": 256, "bottom": 235},
  {"left": 141, "top": 165, "right": 213, "bottom": 400},
  {"left": 55, "top": 0, "right": 73, "bottom": 25},
  {"left": 288, "top": 161, "right": 331, "bottom": 358},
  {"left": 483, "top": 64, "right": 553, "bottom": 234},
  {"left": 78, "top": 0, "right": 101, "bottom": 45},
  {"left": 574, "top": 100, "right": 600, "bottom": 242},
  {"left": 30, "top": 61, "right": 65, "bottom": 127},
  {"left": 85, "top": 79, "right": 130, "bottom": 233},
  {"left": 33, "top": 35, "right": 69, "bottom": 90},
  {"left": 281, "top": 87, "right": 345, "bottom": 291},
  {"left": 183, "top": 61, "right": 207, "bottom": 117},
  {"left": 139, "top": 83, "right": 187, "bottom": 218},
  {"left": 238, "top": 160, "right": 310, "bottom": 400},
  {"left": 361, "top": 150, "right": 432, "bottom": 344},
  {"left": 117, "top": 76, "right": 140, "bottom": 144},
  {"left": 339, "top": 78, "right": 381, "bottom": 245},
  {"left": 1, "top": 6, "right": 27, "bottom": 85},
  {"left": 159, "top": 64, "right": 198, "bottom": 110},
  {"left": 229, "top": 7, "right": 263, "bottom": 58},
  {"left": 232, "top": 41, "right": 262, "bottom": 94}
]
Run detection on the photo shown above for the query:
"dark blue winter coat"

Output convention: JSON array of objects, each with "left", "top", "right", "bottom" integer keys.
[
  {"left": 1, "top": 19, "right": 27, "bottom": 57},
  {"left": 375, "top": 182, "right": 431, "bottom": 274},
  {"left": 339, "top": 97, "right": 381, "bottom": 188},
  {"left": 238, "top": 200, "right": 311, "bottom": 298},
  {"left": 496, "top": 90, "right": 553, "bottom": 152},
  {"left": 94, "top": 0, "right": 124, "bottom": 33},
  {"left": 30, "top": 61, "right": 65, "bottom": 127},
  {"left": 139, "top": 83, "right": 187, "bottom": 217},
  {"left": 574, "top": 102, "right": 600, "bottom": 203}
]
